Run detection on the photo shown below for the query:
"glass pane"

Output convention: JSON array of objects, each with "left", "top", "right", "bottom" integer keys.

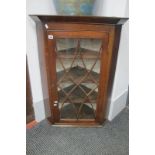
[{"left": 56, "top": 38, "right": 102, "bottom": 120}]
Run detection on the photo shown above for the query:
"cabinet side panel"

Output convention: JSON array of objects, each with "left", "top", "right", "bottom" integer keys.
[
  {"left": 96, "top": 25, "right": 122, "bottom": 124},
  {"left": 106, "top": 25, "right": 122, "bottom": 116},
  {"left": 36, "top": 22, "right": 53, "bottom": 121},
  {"left": 47, "top": 37, "right": 60, "bottom": 123}
]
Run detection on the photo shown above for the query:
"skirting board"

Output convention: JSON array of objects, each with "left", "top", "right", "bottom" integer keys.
[
  {"left": 33, "top": 98, "right": 51, "bottom": 122},
  {"left": 33, "top": 100, "right": 46, "bottom": 122},
  {"left": 106, "top": 90, "right": 128, "bottom": 121}
]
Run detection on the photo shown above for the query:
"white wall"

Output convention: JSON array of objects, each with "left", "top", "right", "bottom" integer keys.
[
  {"left": 93, "top": 0, "right": 129, "bottom": 120},
  {"left": 26, "top": 0, "right": 56, "bottom": 122},
  {"left": 27, "top": 0, "right": 129, "bottom": 122},
  {"left": 93, "top": 0, "right": 128, "bottom": 17}
]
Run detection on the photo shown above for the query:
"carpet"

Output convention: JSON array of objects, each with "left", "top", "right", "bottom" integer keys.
[{"left": 26, "top": 108, "right": 129, "bottom": 155}]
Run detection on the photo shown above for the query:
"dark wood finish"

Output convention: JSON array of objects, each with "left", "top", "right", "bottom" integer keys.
[
  {"left": 45, "top": 23, "right": 112, "bottom": 31},
  {"left": 48, "top": 30, "right": 108, "bottom": 123},
  {"left": 26, "top": 58, "right": 34, "bottom": 124},
  {"left": 30, "top": 15, "right": 128, "bottom": 25},
  {"left": 47, "top": 31, "right": 108, "bottom": 38},
  {"left": 106, "top": 25, "right": 122, "bottom": 116},
  {"left": 31, "top": 15, "right": 128, "bottom": 126},
  {"left": 52, "top": 119, "right": 104, "bottom": 127}
]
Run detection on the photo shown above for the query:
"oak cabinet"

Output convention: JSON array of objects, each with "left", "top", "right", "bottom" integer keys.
[{"left": 31, "top": 15, "right": 128, "bottom": 126}]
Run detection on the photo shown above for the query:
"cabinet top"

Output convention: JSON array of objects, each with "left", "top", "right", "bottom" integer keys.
[{"left": 30, "top": 15, "right": 128, "bottom": 25}]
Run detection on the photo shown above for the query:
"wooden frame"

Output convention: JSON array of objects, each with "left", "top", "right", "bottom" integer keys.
[
  {"left": 31, "top": 15, "right": 128, "bottom": 126},
  {"left": 26, "top": 57, "right": 35, "bottom": 124}
]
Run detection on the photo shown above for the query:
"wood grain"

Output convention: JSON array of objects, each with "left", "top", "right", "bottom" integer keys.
[
  {"left": 26, "top": 58, "right": 34, "bottom": 124},
  {"left": 31, "top": 15, "right": 128, "bottom": 126}
]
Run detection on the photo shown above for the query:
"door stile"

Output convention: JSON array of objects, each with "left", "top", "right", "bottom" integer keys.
[{"left": 47, "top": 35, "right": 60, "bottom": 123}]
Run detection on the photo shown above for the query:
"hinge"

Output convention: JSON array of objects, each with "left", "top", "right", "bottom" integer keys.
[
  {"left": 54, "top": 101, "right": 58, "bottom": 107},
  {"left": 48, "top": 35, "right": 53, "bottom": 40}
]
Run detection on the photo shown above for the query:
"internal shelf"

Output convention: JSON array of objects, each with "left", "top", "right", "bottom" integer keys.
[
  {"left": 58, "top": 84, "right": 98, "bottom": 104},
  {"left": 57, "top": 47, "right": 100, "bottom": 59},
  {"left": 57, "top": 66, "right": 99, "bottom": 83}
]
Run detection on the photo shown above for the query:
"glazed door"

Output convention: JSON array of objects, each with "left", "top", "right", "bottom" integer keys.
[{"left": 47, "top": 31, "right": 109, "bottom": 125}]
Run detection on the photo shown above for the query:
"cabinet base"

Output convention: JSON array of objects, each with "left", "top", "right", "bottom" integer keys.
[{"left": 47, "top": 117, "right": 106, "bottom": 127}]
